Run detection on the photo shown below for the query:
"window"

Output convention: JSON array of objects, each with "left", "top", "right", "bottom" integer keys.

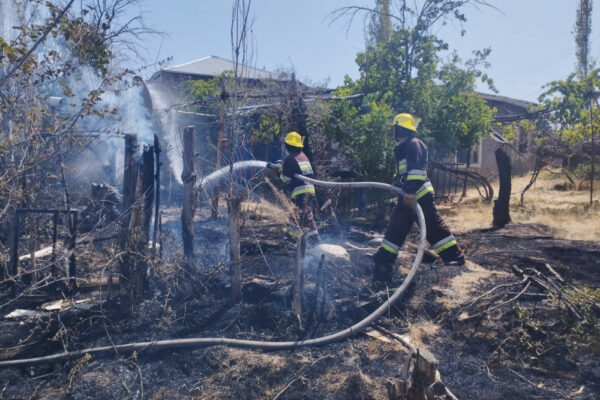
[{"left": 456, "top": 139, "right": 482, "bottom": 167}]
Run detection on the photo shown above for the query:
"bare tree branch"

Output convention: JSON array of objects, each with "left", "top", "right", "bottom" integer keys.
[{"left": 0, "top": 0, "right": 76, "bottom": 89}]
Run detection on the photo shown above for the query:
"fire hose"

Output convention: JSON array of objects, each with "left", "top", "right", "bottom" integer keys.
[{"left": 0, "top": 175, "right": 425, "bottom": 367}]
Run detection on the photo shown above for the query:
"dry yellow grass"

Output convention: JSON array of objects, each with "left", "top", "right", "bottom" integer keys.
[
  {"left": 405, "top": 320, "right": 441, "bottom": 348},
  {"left": 440, "top": 172, "right": 600, "bottom": 242},
  {"left": 241, "top": 199, "right": 288, "bottom": 224},
  {"left": 439, "top": 261, "right": 510, "bottom": 310}
]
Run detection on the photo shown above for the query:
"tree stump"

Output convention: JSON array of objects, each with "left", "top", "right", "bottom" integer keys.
[
  {"left": 493, "top": 147, "right": 511, "bottom": 228},
  {"left": 389, "top": 348, "right": 455, "bottom": 400}
]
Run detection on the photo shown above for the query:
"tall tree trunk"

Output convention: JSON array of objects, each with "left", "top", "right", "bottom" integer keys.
[{"left": 493, "top": 147, "right": 512, "bottom": 228}]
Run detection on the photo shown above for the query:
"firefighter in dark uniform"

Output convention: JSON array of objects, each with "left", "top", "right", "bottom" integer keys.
[
  {"left": 269, "top": 131, "right": 319, "bottom": 239},
  {"left": 372, "top": 113, "right": 465, "bottom": 285}
]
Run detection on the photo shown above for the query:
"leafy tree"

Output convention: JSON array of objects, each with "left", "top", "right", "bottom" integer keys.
[
  {"left": 534, "top": 0, "right": 597, "bottom": 204},
  {"left": 428, "top": 59, "right": 496, "bottom": 159},
  {"left": 326, "top": 0, "right": 496, "bottom": 181},
  {"left": 539, "top": 71, "right": 600, "bottom": 143}
]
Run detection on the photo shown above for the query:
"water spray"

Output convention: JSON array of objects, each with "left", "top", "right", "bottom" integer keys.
[{"left": 0, "top": 162, "right": 425, "bottom": 367}]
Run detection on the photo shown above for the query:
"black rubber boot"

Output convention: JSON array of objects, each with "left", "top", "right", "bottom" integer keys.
[
  {"left": 444, "top": 254, "right": 465, "bottom": 266},
  {"left": 372, "top": 249, "right": 395, "bottom": 287},
  {"left": 439, "top": 245, "right": 465, "bottom": 266}
]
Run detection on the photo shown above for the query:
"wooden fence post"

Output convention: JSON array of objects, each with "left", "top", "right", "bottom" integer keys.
[
  {"left": 8, "top": 210, "right": 21, "bottom": 295},
  {"left": 67, "top": 211, "right": 78, "bottom": 292},
  {"left": 152, "top": 134, "right": 161, "bottom": 259},
  {"left": 119, "top": 134, "right": 146, "bottom": 306},
  {"left": 121, "top": 134, "right": 139, "bottom": 244},
  {"left": 50, "top": 211, "right": 58, "bottom": 276},
  {"left": 291, "top": 233, "right": 306, "bottom": 326},
  {"left": 181, "top": 126, "right": 197, "bottom": 261},
  {"left": 142, "top": 144, "right": 155, "bottom": 243},
  {"left": 228, "top": 193, "right": 242, "bottom": 303}
]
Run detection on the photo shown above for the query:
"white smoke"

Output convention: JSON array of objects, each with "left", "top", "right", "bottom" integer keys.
[
  {"left": 0, "top": 1, "right": 16, "bottom": 43},
  {"left": 146, "top": 83, "right": 184, "bottom": 184},
  {"left": 1, "top": 1, "right": 157, "bottom": 187},
  {"left": 62, "top": 67, "right": 155, "bottom": 144}
]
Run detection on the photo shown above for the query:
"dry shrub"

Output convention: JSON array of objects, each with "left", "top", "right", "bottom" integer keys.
[{"left": 241, "top": 199, "right": 287, "bottom": 224}]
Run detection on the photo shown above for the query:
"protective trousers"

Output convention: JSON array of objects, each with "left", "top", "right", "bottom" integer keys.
[
  {"left": 378, "top": 192, "right": 462, "bottom": 264},
  {"left": 287, "top": 194, "right": 318, "bottom": 239}
]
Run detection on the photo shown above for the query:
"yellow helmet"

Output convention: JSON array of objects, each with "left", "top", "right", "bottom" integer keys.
[
  {"left": 284, "top": 131, "right": 304, "bottom": 148},
  {"left": 392, "top": 113, "right": 420, "bottom": 132}
]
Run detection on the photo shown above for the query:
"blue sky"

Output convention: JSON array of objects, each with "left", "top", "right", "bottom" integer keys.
[{"left": 135, "top": 1, "right": 598, "bottom": 103}]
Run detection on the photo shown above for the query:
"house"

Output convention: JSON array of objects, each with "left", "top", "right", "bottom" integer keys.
[
  {"left": 148, "top": 55, "right": 289, "bottom": 84},
  {"left": 145, "top": 56, "right": 309, "bottom": 192},
  {"left": 455, "top": 92, "right": 539, "bottom": 177}
]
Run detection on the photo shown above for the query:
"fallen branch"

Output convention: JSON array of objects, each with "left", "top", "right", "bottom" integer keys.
[
  {"left": 512, "top": 265, "right": 583, "bottom": 320},
  {"left": 458, "top": 281, "right": 531, "bottom": 321}
]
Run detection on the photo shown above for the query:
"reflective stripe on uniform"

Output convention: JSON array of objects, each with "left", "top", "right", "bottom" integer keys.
[
  {"left": 433, "top": 235, "right": 457, "bottom": 254},
  {"left": 415, "top": 182, "right": 434, "bottom": 200},
  {"left": 291, "top": 184, "right": 315, "bottom": 198},
  {"left": 406, "top": 169, "right": 427, "bottom": 181},
  {"left": 397, "top": 159, "right": 407, "bottom": 175},
  {"left": 280, "top": 174, "right": 291, "bottom": 183},
  {"left": 298, "top": 161, "right": 314, "bottom": 175},
  {"left": 381, "top": 239, "right": 400, "bottom": 255}
]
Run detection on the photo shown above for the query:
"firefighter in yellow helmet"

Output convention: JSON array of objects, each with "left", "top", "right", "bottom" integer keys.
[
  {"left": 268, "top": 131, "right": 319, "bottom": 238},
  {"left": 372, "top": 113, "right": 464, "bottom": 285}
]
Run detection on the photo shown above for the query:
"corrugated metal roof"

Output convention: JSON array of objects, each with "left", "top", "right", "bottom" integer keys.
[
  {"left": 477, "top": 92, "right": 537, "bottom": 109},
  {"left": 163, "top": 55, "right": 285, "bottom": 80}
]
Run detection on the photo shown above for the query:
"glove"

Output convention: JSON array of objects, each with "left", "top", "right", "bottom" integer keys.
[
  {"left": 392, "top": 174, "right": 404, "bottom": 188},
  {"left": 266, "top": 160, "right": 283, "bottom": 171},
  {"left": 402, "top": 194, "right": 415, "bottom": 209}
]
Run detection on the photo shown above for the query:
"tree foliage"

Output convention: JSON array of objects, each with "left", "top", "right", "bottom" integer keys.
[
  {"left": 539, "top": 70, "right": 600, "bottom": 144},
  {"left": 326, "top": 0, "right": 496, "bottom": 180}
]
